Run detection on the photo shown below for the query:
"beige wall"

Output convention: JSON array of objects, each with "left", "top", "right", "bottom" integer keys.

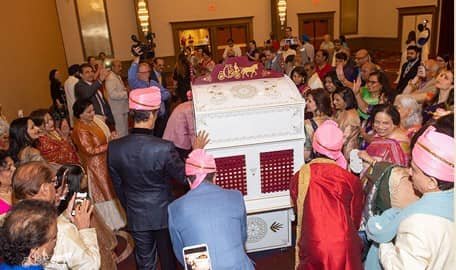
[
  {"left": 358, "top": 0, "right": 437, "bottom": 37},
  {"left": 148, "top": 0, "right": 271, "bottom": 56},
  {"left": 56, "top": 0, "right": 138, "bottom": 64},
  {"left": 0, "top": 0, "right": 67, "bottom": 120},
  {"left": 287, "top": 0, "right": 340, "bottom": 38}
]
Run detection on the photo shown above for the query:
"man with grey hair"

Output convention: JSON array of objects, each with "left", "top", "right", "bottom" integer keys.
[{"left": 105, "top": 60, "right": 129, "bottom": 137}]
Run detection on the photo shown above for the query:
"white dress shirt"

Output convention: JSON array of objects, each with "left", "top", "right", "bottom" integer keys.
[
  {"left": 64, "top": 75, "right": 79, "bottom": 126},
  {"left": 379, "top": 213, "right": 455, "bottom": 270}
]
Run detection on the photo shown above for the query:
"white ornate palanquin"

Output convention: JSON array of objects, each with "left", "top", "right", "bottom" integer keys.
[{"left": 193, "top": 74, "right": 305, "bottom": 252}]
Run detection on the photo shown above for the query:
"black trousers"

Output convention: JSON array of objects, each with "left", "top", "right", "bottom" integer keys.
[{"left": 131, "top": 228, "right": 176, "bottom": 270}]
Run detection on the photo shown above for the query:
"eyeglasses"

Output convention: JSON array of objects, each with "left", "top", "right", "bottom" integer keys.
[{"left": 138, "top": 70, "right": 151, "bottom": 74}]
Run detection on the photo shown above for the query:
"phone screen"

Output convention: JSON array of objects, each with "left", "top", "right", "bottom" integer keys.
[
  {"left": 183, "top": 244, "right": 211, "bottom": 270},
  {"left": 71, "top": 192, "right": 87, "bottom": 216}
]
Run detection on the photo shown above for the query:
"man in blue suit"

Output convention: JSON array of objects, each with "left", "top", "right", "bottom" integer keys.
[{"left": 168, "top": 149, "right": 254, "bottom": 270}]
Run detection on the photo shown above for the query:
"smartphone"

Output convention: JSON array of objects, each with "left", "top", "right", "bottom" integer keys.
[
  {"left": 183, "top": 244, "right": 212, "bottom": 270},
  {"left": 71, "top": 192, "right": 88, "bottom": 216}
]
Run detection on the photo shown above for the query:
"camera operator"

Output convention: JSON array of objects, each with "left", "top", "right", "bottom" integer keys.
[
  {"left": 128, "top": 47, "right": 171, "bottom": 137},
  {"left": 12, "top": 161, "right": 100, "bottom": 270}
]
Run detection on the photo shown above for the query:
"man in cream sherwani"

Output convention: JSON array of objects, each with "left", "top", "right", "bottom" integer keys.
[{"left": 105, "top": 60, "right": 129, "bottom": 137}]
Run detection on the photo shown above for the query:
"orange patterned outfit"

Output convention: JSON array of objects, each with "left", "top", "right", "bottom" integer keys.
[{"left": 71, "top": 118, "right": 125, "bottom": 230}]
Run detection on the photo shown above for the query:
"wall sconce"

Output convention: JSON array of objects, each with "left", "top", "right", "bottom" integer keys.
[
  {"left": 277, "top": 0, "right": 287, "bottom": 27},
  {"left": 137, "top": 0, "right": 150, "bottom": 34}
]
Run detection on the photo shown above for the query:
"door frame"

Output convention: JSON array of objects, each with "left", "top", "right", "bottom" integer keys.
[
  {"left": 297, "top": 11, "right": 335, "bottom": 45},
  {"left": 397, "top": 5, "right": 439, "bottom": 57},
  {"left": 170, "top": 17, "right": 254, "bottom": 58}
]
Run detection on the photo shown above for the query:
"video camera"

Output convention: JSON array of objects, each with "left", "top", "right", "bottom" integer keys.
[{"left": 131, "top": 32, "right": 156, "bottom": 60}]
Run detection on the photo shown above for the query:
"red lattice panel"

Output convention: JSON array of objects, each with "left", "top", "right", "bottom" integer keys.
[
  {"left": 260, "top": 149, "right": 294, "bottom": 193},
  {"left": 214, "top": 155, "right": 247, "bottom": 195}
]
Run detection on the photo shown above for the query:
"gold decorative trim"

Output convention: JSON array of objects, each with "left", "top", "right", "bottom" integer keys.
[{"left": 417, "top": 142, "right": 454, "bottom": 167}]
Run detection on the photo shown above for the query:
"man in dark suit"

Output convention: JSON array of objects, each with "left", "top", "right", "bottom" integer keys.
[
  {"left": 397, "top": 45, "right": 421, "bottom": 93},
  {"left": 74, "top": 63, "right": 115, "bottom": 127},
  {"left": 108, "top": 87, "right": 208, "bottom": 270},
  {"left": 150, "top": 58, "right": 167, "bottom": 88},
  {"left": 150, "top": 57, "right": 169, "bottom": 137}
]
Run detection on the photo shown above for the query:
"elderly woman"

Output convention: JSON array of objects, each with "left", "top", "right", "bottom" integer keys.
[
  {"left": 0, "top": 200, "right": 58, "bottom": 269},
  {"left": 291, "top": 120, "right": 364, "bottom": 270},
  {"left": 333, "top": 87, "right": 360, "bottom": 160},
  {"left": 30, "top": 109, "right": 80, "bottom": 165},
  {"left": 8, "top": 117, "right": 42, "bottom": 163},
  {"left": 304, "top": 88, "right": 333, "bottom": 161},
  {"left": 71, "top": 99, "right": 125, "bottom": 230},
  {"left": 358, "top": 104, "right": 410, "bottom": 168},
  {"left": 12, "top": 161, "right": 101, "bottom": 270},
  {"left": 394, "top": 95, "right": 422, "bottom": 138}
]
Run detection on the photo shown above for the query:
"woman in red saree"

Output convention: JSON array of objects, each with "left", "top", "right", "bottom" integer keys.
[
  {"left": 359, "top": 104, "right": 410, "bottom": 167},
  {"left": 290, "top": 120, "right": 364, "bottom": 270},
  {"left": 30, "top": 109, "right": 80, "bottom": 165}
]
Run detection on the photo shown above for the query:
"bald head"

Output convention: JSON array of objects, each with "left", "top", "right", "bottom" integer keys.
[
  {"left": 424, "top": 59, "right": 440, "bottom": 79},
  {"left": 111, "top": 60, "right": 122, "bottom": 75},
  {"left": 361, "top": 62, "right": 378, "bottom": 81},
  {"left": 355, "top": 49, "right": 370, "bottom": 67}
]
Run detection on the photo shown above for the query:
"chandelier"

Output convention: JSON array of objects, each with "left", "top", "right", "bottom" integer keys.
[
  {"left": 277, "top": 0, "right": 287, "bottom": 27},
  {"left": 137, "top": 0, "right": 150, "bottom": 34}
]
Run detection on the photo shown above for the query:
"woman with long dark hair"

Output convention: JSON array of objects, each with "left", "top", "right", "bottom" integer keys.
[
  {"left": 333, "top": 87, "right": 360, "bottom": 159},
  {"left": 8, "top": 117, "right": 41, "bottom": 163},
  {"left": 49, "top": 69, "right": 68, "bottom": 123},
  {"left": 173, "top": 53, "right": 192, "bottom": 103},
  {"left": 56, "top": 164, "right": 131, "bottom": 269},
  {"left": 304, "top": 88, "right": 333, "bottom": 161}
]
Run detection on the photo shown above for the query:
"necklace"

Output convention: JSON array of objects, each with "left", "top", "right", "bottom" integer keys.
[{"left": 47, "top": 130, "right": 63, "bottom": 141}]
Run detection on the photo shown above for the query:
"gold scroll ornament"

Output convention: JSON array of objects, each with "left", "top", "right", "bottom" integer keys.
[{"left": 218, "top": 62, "right": 258, "bottom": 80}]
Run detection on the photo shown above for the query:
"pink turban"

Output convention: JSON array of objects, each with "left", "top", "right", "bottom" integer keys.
[
  {"left": 412, "top": 126, "right": 454, "bottom": 182},
  {"left": 129, "top": 87, "right": 161, "bottom": 110},
  {"left": 185, "top": 149, "right": 217, "bottom": 189},
  {"left": 312, "top": 120, "right": 347, "bottom": 169}
]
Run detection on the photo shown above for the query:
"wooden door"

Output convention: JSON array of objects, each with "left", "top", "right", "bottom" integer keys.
[
  {"left": 231, "top": 24, "right": 248, "bottom": 55},
  {"left": 314, "top": 20, "right": 330, "bottom": 49},
  {"left": 215, "top": 26, "right": 231, "bottom": 61},
  {"left": 298, "top": 12, "right": 335, "bottom": 50}
]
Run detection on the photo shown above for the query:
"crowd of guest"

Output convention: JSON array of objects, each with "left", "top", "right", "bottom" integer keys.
[{"left": 0, "top": 23, "right": 454, "bottom": 270}]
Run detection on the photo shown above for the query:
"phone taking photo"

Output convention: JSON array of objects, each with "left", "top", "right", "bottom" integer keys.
[
  {"left": 183, "top": 244, "right": 212, "bottom": 270},
  {"left": 71, "top": 192, "right": 88, "bottom": 216}
]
